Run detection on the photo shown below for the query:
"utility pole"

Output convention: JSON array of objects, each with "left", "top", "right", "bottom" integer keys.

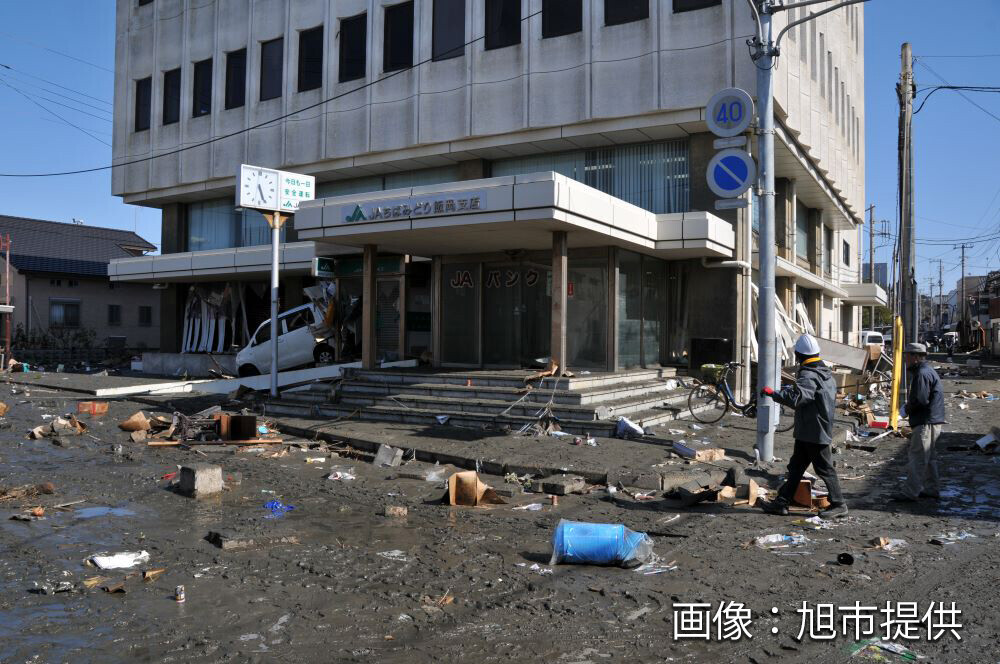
[
  {"left": 750, "top": 0, "right": 867, "bottom": 463},
  {"left": 956, "top": 243, "right": 973, "bottom": 345},
  {"left": 897, "top": 43, "right": 917, "bottom": 345},
  {"left": 867, "top": 204, "right": 875, "bottom": 331}
]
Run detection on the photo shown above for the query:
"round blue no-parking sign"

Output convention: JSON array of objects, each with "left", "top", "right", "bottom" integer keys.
[{"left": 706, "top": 149, "right": 757, "bottom": 198}]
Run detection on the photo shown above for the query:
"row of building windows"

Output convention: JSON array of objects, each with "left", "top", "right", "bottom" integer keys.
[
  {"left": 107, "top": 304, "right": 153, "bottom": 327},
  {"left": 49, "top": 301, "right": 153, "bottom": 328},
  {"left": 133, "top": 0, "right": 721, "bottom": 131}
]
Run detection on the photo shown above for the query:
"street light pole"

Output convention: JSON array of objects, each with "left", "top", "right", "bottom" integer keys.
[{"left": 750, "top": 0, "right": 869, "bottom": 463}]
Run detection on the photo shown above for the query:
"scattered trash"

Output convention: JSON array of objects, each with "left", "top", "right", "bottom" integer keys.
[
  {"left": 959, "top": 402, "right": 969, "bottom": 410},
  {"left": 384, "top": 505, "right": 408, "bottom": 518},
  {"left": 175, "top": 585, "right": 186, "bottom": 603},
  {"left": 378, "top": 549, "right": 409, "bottom": 562},
  {"left": 118, "top": 411, "right": 153, "bottom": 432},
  {"left": 754, "top": 534, "right": 810, "bottom": 549},
  {"left": 82, "top": 576, "right": 107, "bottom": 589},
  {"left": 77, "top": 401, "right": 109, "bottom": 416},
  {"left": 549, "top": 519, "right": 654, "bottom": 568},
  {"left": 326, "top": 466, "right": 356, "bottom": 481},
  {"left": 793, "top": 516, "right": 833, "bottom": 530},
  {"left": 102, "top": 581, "right": 127, "bottom": 594},
  {"left": 974, "top": 433, "right": 998, "bottom": 453},
  {"left": 374, "top": 444, "right": 404, "bottom": 468},
  {"left": 205, "top": 530, "right": 300, "bottom": 550},
  {"left": 689, "top": 423, "right": 704, "bottom": 431},
  {"left": 614, "top": 417, "right": 644, "bottom": 439},
  {"left": 851, "top": 639, "right": 924, "bottom": 660},
  {"left": 837, "top": 552, "right": 855, "bottom": 566},
  {"left": 178, "top": 463, "right": 223, "bottom": 498},
  {"left": 871, "top": 537, "right": 907, "bottom": 552},
  {"left": 90, "top": 551, "right": 151, "bottom": 570},
  {"left": 305, "top": 457, "right": 326, "bottom": 464},
  {"left": 0, "top": 482, "right": 55, "bottom": 502},
  {"left": 668, "top": 429, "right": 686, "bottom": 436},
  {"left": 447, "top": 471, "right": 506, "bottom": 506},
  {"left": 516, "top": 562, "right": 554, "bottom": 575},
  {"left": 633, "top": 554, "right": 678, "bottom": 575},
  {"left": 262, "top": 500, "right": 295, "bottom": 518},
  {"left": 33, "top": 580, "right": 74, "bottom": 594},
  {"left": 930, "top": 531, "right": 976, "bottom": 545},
  {"left": 513, "top": 503, "right": 544, "bottom": 511},
  {"left": 435, "top": 415, "right": 450, "bottom": 425},
  {"left": 143, "top": 568, "right": 166, "bottom": 582},
  {"left": 28, "top": 414, "right": 87, "bottom": 439}
]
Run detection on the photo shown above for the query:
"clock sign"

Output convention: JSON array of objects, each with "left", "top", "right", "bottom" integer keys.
[{"left": 237, "top": 164, "right": 315, "bottom": 212}]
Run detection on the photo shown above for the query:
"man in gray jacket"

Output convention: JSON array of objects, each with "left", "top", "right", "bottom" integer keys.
[
  {"left": 758, "top": 334, "right": 848, "bottom": 518},
  {"left": 894, "top": 342, "right": 946, "bottom": 501}
]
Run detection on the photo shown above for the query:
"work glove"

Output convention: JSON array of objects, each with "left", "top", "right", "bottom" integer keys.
[{"left": 760, "top": 387, "right": 775, "bottom": 397}]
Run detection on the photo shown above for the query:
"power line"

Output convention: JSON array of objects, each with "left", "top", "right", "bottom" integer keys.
[
  {"left": 0, "top": 63, "right": 112, "bottom": 106},
  {"left": 915, "top": 54, "right": 1000, "bottom": 59},
  {"left": 0, "top": 76, "right": 113, "bottom": 123},
  {"left": 915, "top": 59, "right": 1000, "bottom": 125},
  {"left": 0, "top": 18, "right": 753, "bottom": 178},
  {"left": 0, "top": 78, "right": 110, "bottom": 147},
  {"left": 0, "top": 31, "right": 114, "bottom": 74}
]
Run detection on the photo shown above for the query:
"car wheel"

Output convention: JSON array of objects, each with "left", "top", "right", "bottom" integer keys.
[
  {"left": 238, "top": 364, "right": 260, "bottom": 377},
  {"left": 314, "top": 343, "right": 335, "bottom": 365}
]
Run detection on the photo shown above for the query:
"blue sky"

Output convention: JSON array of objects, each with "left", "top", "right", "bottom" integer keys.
[{"left": 0, "top": 0, "right": 997, "bottom": 293}]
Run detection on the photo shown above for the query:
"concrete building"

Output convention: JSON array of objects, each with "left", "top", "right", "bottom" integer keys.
[
  {"left": 110, "top": 0, "right": 879, "bottom": 383},
  {"left": 0, "top": 215, "right": 159, "bottom": 351}
]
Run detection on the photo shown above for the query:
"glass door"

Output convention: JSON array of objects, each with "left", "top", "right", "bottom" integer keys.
[{"left": 483, "top": 260, "right": 550, "bottom": 367}]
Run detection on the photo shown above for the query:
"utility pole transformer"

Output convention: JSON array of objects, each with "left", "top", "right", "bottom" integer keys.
[{"left": 749, "top": 0, "right": 868, "bottom": 463}]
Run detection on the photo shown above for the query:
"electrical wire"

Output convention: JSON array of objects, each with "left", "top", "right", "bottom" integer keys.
[
  {"left": 0, "top": 31, "right": 114, "bottom": 74},
  {"left": 0, "top": 63, "right": 112, "bottom": 106},
  {"left": 0, "top": 17, "right": 757, "bottom": 178},
  {"left": 915, "top": 60, "right": 1000, "bottom": 125},
  {"left": 0, "top": 76, "right": 113, "bottom": 123},
  {"left": 0, "top": 78, "right": 109, "bottom": 147}
]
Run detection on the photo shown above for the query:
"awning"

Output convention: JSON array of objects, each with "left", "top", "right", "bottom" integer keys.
[
  {"left": 295, "top": 172, "right": 735, "bottom": 260},
  {"left": 775, "top": 257, "right": 848, "bottom": 298},
  {"left": 109, "top": 241, "right": 339, "bottom": 283},
  {"left": 841, "top": 282, "right": 888, "bottom": 306}
]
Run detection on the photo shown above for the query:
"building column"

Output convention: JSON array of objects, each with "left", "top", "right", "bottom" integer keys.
[
  {"left": 431, "top": 256, "right": 442, "bottom": 367},
  {"left": 362, "top": 244, "right": 377, "bottom": 370},
  {"left": 551, "top": 231, "right": 568, "bottom": 374}
]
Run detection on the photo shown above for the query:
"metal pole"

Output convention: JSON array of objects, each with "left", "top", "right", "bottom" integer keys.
[
  {"left": 938, "top": 259, "right": 943, "bottom": 332},
  {"left": 755, "top": 3, "right": 777, "bottom": 463},
  {"left": 269, "top": 214, "right": 282, "bottom": 398}
]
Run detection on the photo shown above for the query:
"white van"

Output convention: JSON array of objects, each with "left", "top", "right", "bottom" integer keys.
[
  {"left": 859, "top": 330, "right": 884, "bottom": 350},
  {"left": 235, "top": 303, "right": 335, "bottom": 376}
]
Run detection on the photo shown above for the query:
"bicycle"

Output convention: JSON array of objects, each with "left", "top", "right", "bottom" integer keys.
[{"left": 687, "top": 361, "right": 794, "bottom": 431}]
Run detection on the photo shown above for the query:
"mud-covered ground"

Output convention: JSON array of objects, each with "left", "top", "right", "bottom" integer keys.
[{"left": 1, "top": 355, "right": 999, "bottom": 663}]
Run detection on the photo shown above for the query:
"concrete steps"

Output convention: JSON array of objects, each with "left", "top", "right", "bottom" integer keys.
[{"left": 265, "top": 367, "right": 695, "bottom": 435}]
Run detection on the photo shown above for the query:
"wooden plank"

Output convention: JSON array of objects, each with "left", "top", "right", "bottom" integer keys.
[{"left": 146, "top": 438, "right": 284, "bottom": 447}]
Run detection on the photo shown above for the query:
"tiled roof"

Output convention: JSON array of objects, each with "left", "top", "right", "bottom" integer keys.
[{"left": 0, "top": 214, "right": 156, "bottom": 276}]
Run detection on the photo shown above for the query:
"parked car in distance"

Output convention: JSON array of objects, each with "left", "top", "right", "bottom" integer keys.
[
  {"left": 859, "top": 330, "right": 884, "bottom": 350},
  {"left": 236, "top": 303, "right": 334, "bottom": 377}
]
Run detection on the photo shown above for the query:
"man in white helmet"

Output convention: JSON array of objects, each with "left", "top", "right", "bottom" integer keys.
[{"left": 758, "top": 334, "right": 848, "bottom": 518}]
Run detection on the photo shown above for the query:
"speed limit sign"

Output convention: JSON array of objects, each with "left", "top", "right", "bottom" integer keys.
[{"left": 706, "top": 88, "right": 754, "bottom": 138}]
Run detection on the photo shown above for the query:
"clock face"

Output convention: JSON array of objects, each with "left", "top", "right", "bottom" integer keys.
[{"left": 241, "top": 167, "right": 278, "bottom": 209}]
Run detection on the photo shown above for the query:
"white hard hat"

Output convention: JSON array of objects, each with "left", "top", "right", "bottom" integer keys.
[{"left": 794, "top": 334, "right": 821, "bottom": 356}]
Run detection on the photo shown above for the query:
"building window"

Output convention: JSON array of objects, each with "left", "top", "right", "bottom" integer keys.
[
  {"left": 673, "top": 0, "right": 721, "bottom": 12},
  {"left": 433, "top": 0, "right": 465, "bottom": 61},
  {"left": 50, "top": 300, "right": 80, "bottom": 328},
  {"left": 823, "top": 226, "right": 833, "bottom": 275},
  {"left": 108, "top": 304, "right": 122, "bottom": 327},
  {"left": 384, "top": 2, "right": 414, "bottom": 72},
  {"left": 68, "top": 279, "right": 78, "bottom": 287},
  {"left": 134, "top": 77, "right": 151, "bottom": 131},
  {"left": 192, "top": 58, "right": 212, "bottom": 117},
  {"left": 298, "top": 26, "right": 324, "bottom": 92},
  {"left": 492, "top": 139, "right": 690, "bottom": 214},
  {"left": 139, "top": 306, "right": 153, "bottom": 327},
  {"left": 542, "top": 0, "right": 582, "bottom": 38},
  {"left": 260, "top": 37, "right": 284, "bottom": 101},
  {"left": 49, "top": 279, "right": 62, "bottom": 287},
  {"left": 224, "top": 48, "right": 246, "bottom": 109},
  {"left": 485, "top": 0, "right": 520, "bottom": 50},
  {"left": 162, "top": 67, "right": 181, "bottom": 125},
  {"left": 843, "top": 239, "right": 851, "bottom": 267},
  {"left": 795, "top": 202, "right": 809, "bottom": 259},
  {"left": 606, "top": 0, "right": 648, "bottom": 26},
  {"left": 138, "top": 0, "right": 153, "bottom": 5},
  {"left": 187, "top": 199, "right": 283, "bottom": 251},
  {"left": 339, "top": 13, "right": 367, "bottom": 82}
]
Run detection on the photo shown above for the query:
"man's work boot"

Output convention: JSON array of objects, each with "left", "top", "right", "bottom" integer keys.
[
  {"left": 759, "top": 498, "right": 789, "bottom": 516},
  {"left": 889, "top": 492, "right": 917, "bottom": 503},
  {"left": 823, "top": 503, "right": 849, "bottom": 519}
]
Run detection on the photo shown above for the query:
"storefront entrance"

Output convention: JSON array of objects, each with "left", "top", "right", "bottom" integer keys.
[{"left": 482, "top": 259, "right": 551, "bottom": 367}]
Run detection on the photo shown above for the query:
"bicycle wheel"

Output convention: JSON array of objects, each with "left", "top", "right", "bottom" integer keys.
[
  {"left": 775, "top": 403, "right": 795, "bottom": 432},
  {"left": 688, "top": 384, "right": 730, "bottom": 424}
]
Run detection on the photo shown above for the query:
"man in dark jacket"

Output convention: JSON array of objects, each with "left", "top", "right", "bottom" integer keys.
[
  {"left": 758, "top": 334, "right": 847, "bottom": 518},
  {"left": 895, "top": 342, "right": 946, "bottom": 501}
]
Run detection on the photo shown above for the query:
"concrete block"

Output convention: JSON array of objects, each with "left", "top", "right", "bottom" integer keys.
[
  {"left": 608, "top": 468, "right": 663, "bottom": 491},
  {"left": 373, "top": 444, "right": 404, "bottom": 468},
  {"left": 531, "top": 474, "right": 586, "bottom": 496},
  {"left": 178, "top": 464, "right": 223, "bottom": 498}
]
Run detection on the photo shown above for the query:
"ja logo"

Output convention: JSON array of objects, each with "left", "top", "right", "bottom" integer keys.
[{"left": 345, "top": 205, "right": 367, "bottom": 222}]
